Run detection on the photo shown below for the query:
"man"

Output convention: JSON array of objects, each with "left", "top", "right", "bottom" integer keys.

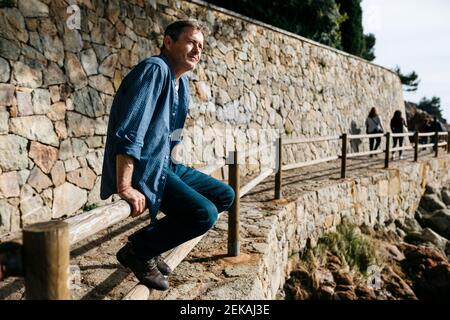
[{"left": 100, "top": 20, "right": 235, "bottom": 291}]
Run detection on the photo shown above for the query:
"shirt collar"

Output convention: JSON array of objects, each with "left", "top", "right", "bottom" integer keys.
[{"left": 158, "top": 53, "right": 177, "bottom": 80}]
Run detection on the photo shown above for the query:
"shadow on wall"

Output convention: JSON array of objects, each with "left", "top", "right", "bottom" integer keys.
[{"left": 350, "top": 120, "right": 362, "bottom": 153}]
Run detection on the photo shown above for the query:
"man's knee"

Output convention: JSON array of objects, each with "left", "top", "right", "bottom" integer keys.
[
  {"left": 195, "top": 202, "right": 219, "bottom": 233},
  {"left": 220, "top": 185, "right": 235, "bottom": 212}
]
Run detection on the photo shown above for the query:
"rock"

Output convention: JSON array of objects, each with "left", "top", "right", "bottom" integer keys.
[
  {"left": 106, "top": 0, "right": 120, "bottom": 25},
  {"left": 12, "top": 61, "right": 42, "bottom": 88},
  {"left": 400, "top": 244, "right": 450, "bottom": 299},
  {"left": 71, "top": 138, "right": 88, "bottom": 157},
  {"left": 55, "top": 120, "right": 67, "bottom": 140},
  {"left": 73, "top": 87, "right": 106, "bottom": 117},
  {"left": 63, "top": 27, "right": 83, "bottom": 53},
  {"left": 316, "top": 285, "right": 334, "bottom": 300},
  {"left": 64, "top": 158, "right": 80, "bottom": 172},
  {"left": 0, "top": 37, "right": 20, "bottom": 60},
  {"left": 0, "top": 171, "right": 20, "bottom": 198},
  {"left": 47, "top": 102, "right": 66, "bottom": 121},
  {"left": 59, "top": 84, "right": 72, "bottom": 101},
  {"left": 29, "top": 31, "right": 43, "bottom": 52},
  {"left": 27, "top": 166, "right": 52, "bottom": 193},
  {"left": 224, "top": 265, "right": 255, "bottom": 277},
  {"left": 58, "top": 139, "right": 73, "bottom": 160},
  {"left": 0, "top": 108, "right": 8, "bottom": 134},
  {"left": 20, "top": 184, "right": 51, "bottom": 226},
  {"left": 49, "top": 85, "right": 60, "bottom": 103},
  {"left": 32, "top": 88, "right": 51, "bottom": 114},
  {"left": 92, "top": 44, "right": 111, "bottom": 62},
  {"left": 18, "top": 0, "right": 49, "bottom": 17},
  {"left": 395, "top": 217, "right": 422, "bottom": 234},
  {"left": 0, "top": 84, "right": 14, "bottom": 105},
  {"left": 113, "top": 69, "right": 122, "bottom": 90},
  {"left": 0, "top": 199, "right": 15, "bottom": 231},
  {"left": 40, "top": 34, "right": 64, "bottom": 66},
  {"left": 98, "top": 54, "right": 118, "bottom": 78},
  {"left": 420, "top": 228, "right": 450, "bottom": 253},
  {"left": 86, "top": 137, "right": 103, "bottom": 148},
  {"left": 21, "top": 46, "right": 46, "bottom": 69},
  {"left": 52, "top": 182, "right": 87, "bottom": 218},
  {"left": 0, "top": 135, "right": 28, "bottom": 171},
  {"left": 29, "top": 141, "right": 59, "bottom": 174},
  {"left": 16, "top": 90, "right": 33, "bottom": 116},
  {"left": 67, "top": 112, "right": 97, "bottom": 137},
  {"left": 0, "top": 57, "right": 10, "bottom": 82},
  {"left": 195, "top": 81, "right": 211, "bottom": 101},
  {"left": 65, "top": 52, "right": 88, "bottom": 89},
  {"left": 10, "top": 116, "right": 59, "bottom": 147},
  {"left": 333, "top": 285, "right": 357, "bottom": 300},
  {"left": 88, "top": 75, "right": 114, "bottom": 95},
  {"left": 0, "top": 8, "right": 28, "bottom": 43},
  {"left": 333, "top": 271, "right": 353, "bottom": 286},
  {"left": 17, "top": 169, "right": 30, "bottom": 186},
  {"left": 355, "top": 286, "right": 376, "bottom": 300},
  {"left": 419, "top": 194, "right": 447, "bottom": 213},
  {"left": 44, "top": 62, "right": 66, "bottom": 85},
  {"left": 66, "top": 167, "right": 96, "bottom": 190},
  {"left": 381, "top": 266, "right": 417, "bottom": 300},
  {"left": 421, "top": 209, "right": 450, "bottom": 239},
  {"left": 50, "top": 160, "right": 65, "bottom": 187},
  {"left": 86, "top": 150, "right": 103, "bottom": 175},
  {"left": 80, "top": 49, "right": 99, "bottom": 76}
]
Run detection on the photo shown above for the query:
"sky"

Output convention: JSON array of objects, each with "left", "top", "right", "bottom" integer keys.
[{"left": 361, "top": 0, "right": 450, "bottom": 121}]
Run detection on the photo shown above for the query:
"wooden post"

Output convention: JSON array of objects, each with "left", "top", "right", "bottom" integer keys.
[
  {"left": 228, "top": 151, "right": 240, "bottom": 257},
  {"left": 447, "top": 132, "right": 450, "bottom": 154},
  {"left": 340, "top": 133, "right": 347, "bottom": 179},
  {"left": 414, "top": 131, "right": 419, "bottom": 162},
  {"left": 435, "top": 131, "right": 439, "bottom": 157},
  {"left": 385, "top": 132, "right": 391, "bottom": 169},
  {"left": 274, "top": 137, "right": 282, "bottom": 199},
  {"left": 23, "top": 221, "right": 70, "bottom": 300}
]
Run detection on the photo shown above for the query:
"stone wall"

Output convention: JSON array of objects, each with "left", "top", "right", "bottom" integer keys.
[
  {"left": 0, "top": 0, "right": 404, "bottom": 236},
  {"left": 253, "top": 156, "right": 450, "bottom": 299}
]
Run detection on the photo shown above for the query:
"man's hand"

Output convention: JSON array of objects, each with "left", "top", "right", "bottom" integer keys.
[
  {"left": 116, "top": 154, "right": 148, "bottom": 217},
  {"left": 118, "top": 186, "right": 147, "bottom": 217}
]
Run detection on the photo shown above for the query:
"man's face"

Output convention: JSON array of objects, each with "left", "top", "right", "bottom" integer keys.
[{"left": 164, "top": 26, "right": 204, "bottom": 74}]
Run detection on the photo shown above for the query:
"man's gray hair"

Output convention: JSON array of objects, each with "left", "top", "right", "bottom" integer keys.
[{"left": 161, "top": 20, "right": 207, "bottom": 51}]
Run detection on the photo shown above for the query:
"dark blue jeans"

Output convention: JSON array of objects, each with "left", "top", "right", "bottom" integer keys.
[{"left": 128, "top": 162, "right": 235, "bottom": 261}]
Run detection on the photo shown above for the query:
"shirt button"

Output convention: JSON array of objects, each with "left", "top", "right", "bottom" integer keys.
[
  {"left": 172, "top": 112, "right": 176, "bottom": 116},
  {"left": 165, "top": 155, "right": 169, "bottom": 159},
  {"left": 162, "top": 176, "right": 165, "bottom": 180},
  {"left": 157, "top": 198, "right": 161, "bottom": 203}
]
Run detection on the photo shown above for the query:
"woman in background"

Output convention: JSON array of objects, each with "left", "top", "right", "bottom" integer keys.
[
  {"left": 365, "top": 107, "right": 384, "bottom": 152},
  {"left": 390, "top": 110, "right": 407, "bottom": 160}
]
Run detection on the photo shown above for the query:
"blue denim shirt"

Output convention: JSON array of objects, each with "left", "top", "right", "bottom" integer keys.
[{"left": 100, "top": 54, "right": 190, "bottom": 219}]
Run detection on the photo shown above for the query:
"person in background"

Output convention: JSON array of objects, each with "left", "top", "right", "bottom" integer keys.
[
  {"left": 365, "top": 107, "right": 384, "bottom": 153},
  {"left": 390, "top": 110, "right": 407, "bottom": 160}
]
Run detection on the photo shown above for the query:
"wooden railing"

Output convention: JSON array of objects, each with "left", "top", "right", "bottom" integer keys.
[{"left": 1, "top": 129, "right": 448, "bottom": 300}]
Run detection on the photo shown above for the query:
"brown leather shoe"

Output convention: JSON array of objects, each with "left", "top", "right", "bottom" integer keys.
[
  {"left": 154, "top": 255, "right": 172, "bottom": 276},
  {"left": 117, "top": 244, "right": 169, "bottom": 291}
]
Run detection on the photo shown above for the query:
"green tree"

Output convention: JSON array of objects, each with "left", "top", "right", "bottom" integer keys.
[
  {"left": 362, "top": 33, "right": 376, "bottom": 61},
  {"left": 394, "top": 66, "right": 420, "bottom": 92},
  {"left": 335, "top": 0, "right": 376, "bottom": 61},
  {"left": 417, "top": 96, "right": 444, "bottom": 122},
  {"left": 205, "top": 0, "right": 347, "bottom": 49}
]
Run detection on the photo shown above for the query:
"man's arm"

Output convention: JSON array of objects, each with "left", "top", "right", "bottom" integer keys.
[{"left": 116, "top": 154, "right": 147, "bottom": 217}]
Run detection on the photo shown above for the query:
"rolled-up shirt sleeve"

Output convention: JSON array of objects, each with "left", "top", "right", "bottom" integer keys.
[{"left": 114, "top": 63, "right": 166, "bottom": 161}]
